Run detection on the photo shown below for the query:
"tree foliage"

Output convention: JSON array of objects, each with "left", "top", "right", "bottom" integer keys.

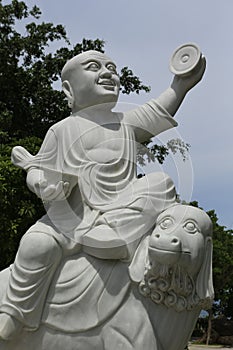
[
  {"left": 189, "top": 202, "right": 233, "bottom": 345},
  {"left": 208, "top": 209, "right": 233, "bottom": 317},
  {"left": 189, "top": 202, "right": 233, "bottom": 319},
  {"left": 0, "top": 137, "right": 43, "bottom": 269}
]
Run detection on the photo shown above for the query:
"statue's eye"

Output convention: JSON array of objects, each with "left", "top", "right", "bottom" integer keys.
[
  {"left": 106, "top": 64, "right": 117, "bottom": 73},
  {"left": 159, "top": 217, "right": 173, "bottom": 229},
  {"left": 183, "top": 221, "right": 198, "bottom": 234},
  {"left": 87, "top": 62, "right": 99, "bottom": 71}
]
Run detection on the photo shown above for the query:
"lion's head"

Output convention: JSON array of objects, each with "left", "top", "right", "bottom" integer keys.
[{"left": 129, "top": 204, "right": 214, "bottom": 312}]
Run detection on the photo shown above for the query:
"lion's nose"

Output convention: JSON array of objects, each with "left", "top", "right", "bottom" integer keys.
[
  {"left": 150, "top": 233, "right": 181, "bottom": 252},
  {"left": 171, "top": 237, "right": 179, "bottom": 245}
]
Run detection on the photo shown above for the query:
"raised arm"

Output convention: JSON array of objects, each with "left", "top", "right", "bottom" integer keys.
[{"left": 156, "top": 56, "right": 206, "bottom": 116}]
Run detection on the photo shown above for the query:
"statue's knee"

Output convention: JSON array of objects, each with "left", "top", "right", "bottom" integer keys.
[
  {"left": 150, "top": 171, "right": 173, "bottom": 184},
  {"left": 17, "top": 232, "right": 62, "bottom": 269}
]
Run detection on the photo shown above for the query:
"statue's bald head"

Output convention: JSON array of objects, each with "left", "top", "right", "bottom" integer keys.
[
  {"left": 61, "top": 50, "right": 120, "bottom": 112},
  {"left": 61, "top": 50, "right": 114, "bottom": 82}
]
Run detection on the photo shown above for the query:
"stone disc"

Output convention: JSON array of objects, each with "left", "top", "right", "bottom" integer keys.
[{"left": 169, "top": 43, "right": 201, "bottom": 76}]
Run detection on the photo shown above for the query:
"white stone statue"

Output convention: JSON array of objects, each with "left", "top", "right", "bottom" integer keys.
[{"left": 0, "top": 45, "right": 213, "bottom": 350}]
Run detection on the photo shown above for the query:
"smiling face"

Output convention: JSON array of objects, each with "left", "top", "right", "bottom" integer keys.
[{"left": 61, "top": 51, "right": 120, "bottom": 111}]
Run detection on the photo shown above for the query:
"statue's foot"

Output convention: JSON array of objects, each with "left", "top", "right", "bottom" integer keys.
[
  {"left": 0, "top": 313, "right": 23, "bottom": 340},
  {"left": 83, "top": 225, "right": 129, "bottom": 260}
]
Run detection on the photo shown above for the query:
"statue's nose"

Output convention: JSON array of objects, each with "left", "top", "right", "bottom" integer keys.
[{"left": 99, "top": 68, "right": 112, "bottom": 78}]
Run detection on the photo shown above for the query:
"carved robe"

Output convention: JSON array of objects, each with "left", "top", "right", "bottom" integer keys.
[{"left": 0, "top": 100, "right": 178, "bottom": 331}]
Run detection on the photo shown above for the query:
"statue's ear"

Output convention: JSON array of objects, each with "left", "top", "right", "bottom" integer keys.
[
  {"left": 195, "top": 237, "right": 214, "bottom": 304},
  {"left": 62, "top": 80, "right": 74, "bottom": 109},
  {"left": 128, "top": 236, "right": 149, "bottom": 283}
]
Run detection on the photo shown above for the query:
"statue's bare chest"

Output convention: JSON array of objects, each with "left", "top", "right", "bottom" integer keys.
[{"left": 77, "top": 119, "right": 125, "bottom": 163}]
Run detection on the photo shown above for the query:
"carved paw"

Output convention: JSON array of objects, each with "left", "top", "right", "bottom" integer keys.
[{"left": 0, "top": 313, "right": 22, "bottom": 340}]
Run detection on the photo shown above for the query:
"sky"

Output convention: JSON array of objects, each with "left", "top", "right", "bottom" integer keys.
[{"left": 21, "top": 0, "right": 233, "bottom": 228}]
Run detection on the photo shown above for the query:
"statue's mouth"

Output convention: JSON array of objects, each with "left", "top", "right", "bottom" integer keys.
[{"left": 98, "top": 79, "right": 116, "bottom": 86}]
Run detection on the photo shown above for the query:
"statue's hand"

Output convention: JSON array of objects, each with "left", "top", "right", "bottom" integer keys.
[
  {"left": 39, "top": 181, "right": 71, "bottom": 201},
  {"left": 27, "top": 168, "right": 71, "bottom": 201},
  {"left": 171, "top": 56, "right": 206, "bottom": 93}
]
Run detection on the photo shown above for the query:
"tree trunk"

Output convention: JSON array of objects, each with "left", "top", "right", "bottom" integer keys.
[{"left": 206, "top": 309, "right": 213, "bottom": 345}]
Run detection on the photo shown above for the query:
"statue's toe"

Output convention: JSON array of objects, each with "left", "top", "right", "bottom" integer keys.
[{"left": 0, "top": 313, "right": 23, "bottom": 340}]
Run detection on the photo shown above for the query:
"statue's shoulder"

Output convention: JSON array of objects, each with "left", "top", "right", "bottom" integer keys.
[{"left": 50, "top": 116, "right": 80, "bottom": 136}]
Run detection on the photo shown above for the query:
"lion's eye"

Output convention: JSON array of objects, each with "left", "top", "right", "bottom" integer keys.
[
  {"left": 183, "top": 221, "right": 198, "bottom": 234},
  {"left": 159, "top": 217, "right": 173, "bottom": 229}
]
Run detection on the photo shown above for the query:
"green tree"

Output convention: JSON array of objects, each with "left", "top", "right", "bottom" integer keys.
[
  {"left": 189, "top": 201, "right": 233, "bottom": 314},
  {"left": 0, "top": 0, "right": 188, "bottom": 269},
  {"left": 207, "top": 210, "right": 233, "bottom": 344},
  {"left": 209, "top": 209, "right": 233, "bottom": 315},
  {"left": 0, "top": 137, "right": 44, "bottom": 269},
  {"left": 189, "top": 202, "right": 233, "bottom": 344}
]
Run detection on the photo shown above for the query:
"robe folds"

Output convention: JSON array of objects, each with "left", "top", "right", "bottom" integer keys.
[
  {"left": 11, "top": 100, "right": 178, "bottom": 241},
  {"left": 0, "top": 99, "right": 178, "bottom": 332}
]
